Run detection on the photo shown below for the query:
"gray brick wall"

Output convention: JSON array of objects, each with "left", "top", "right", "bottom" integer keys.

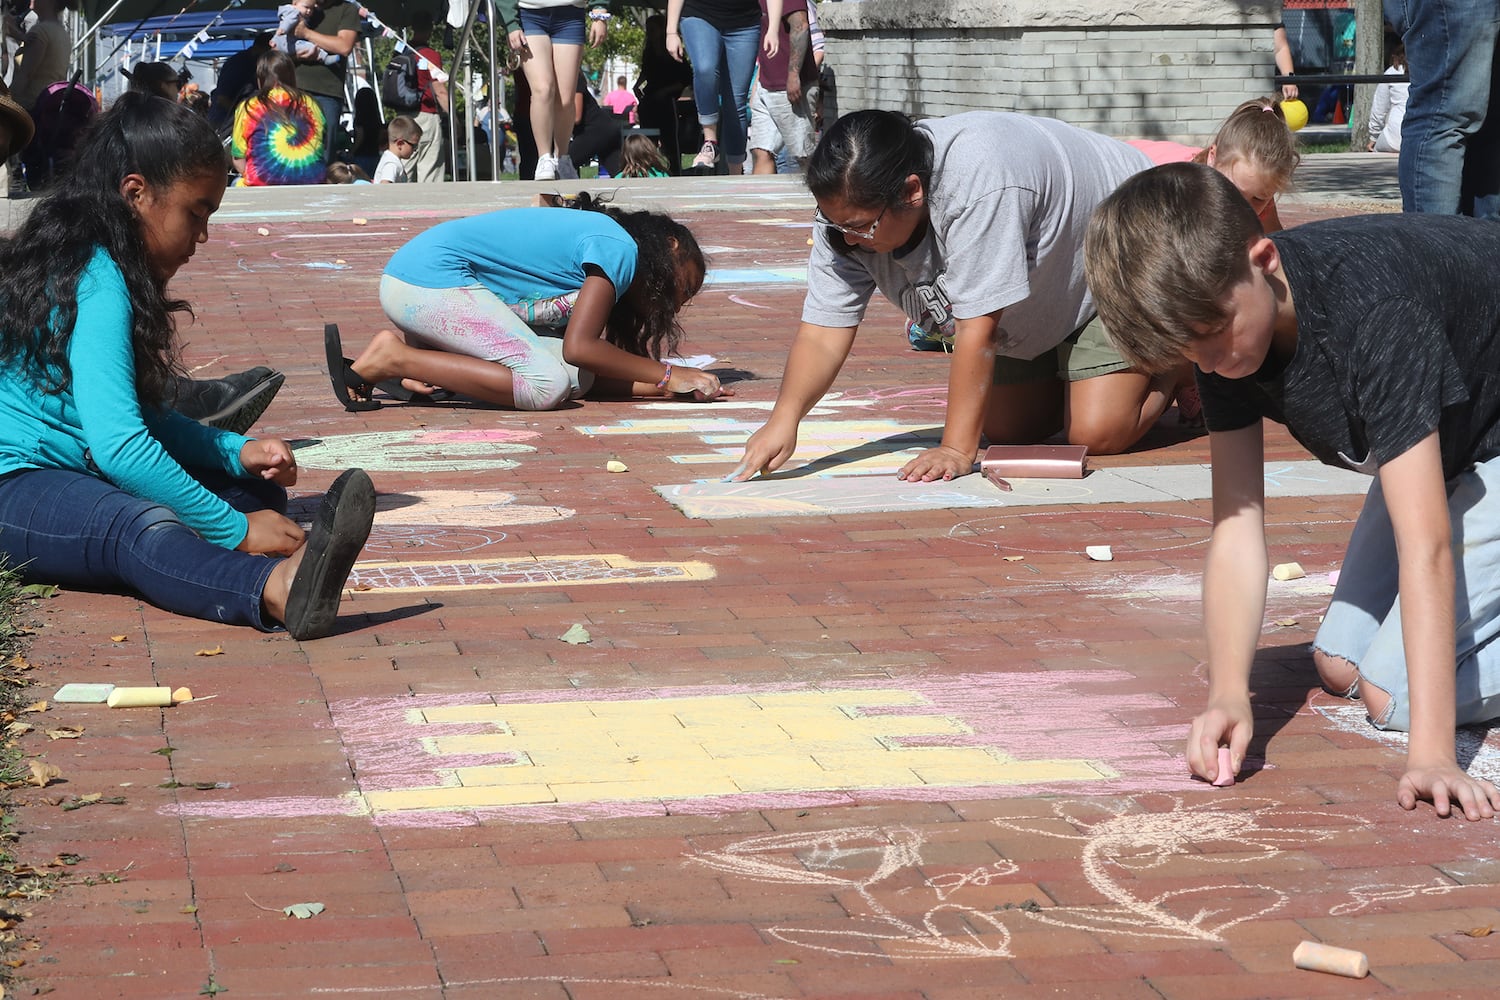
[{"left": 816, "top": 3, "right": 1283, "bottom": 145}]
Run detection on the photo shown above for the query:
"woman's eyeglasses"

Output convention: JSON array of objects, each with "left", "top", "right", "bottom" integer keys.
[{"left": 814, "top": 205, "right": 887, "bottom": 241}]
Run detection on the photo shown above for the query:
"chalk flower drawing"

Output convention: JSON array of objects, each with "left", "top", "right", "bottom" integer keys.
[
  {"left": 691, "top": 826, "right": 1018, "bottom": 959},
  {"left": 993, "top": 795, "right": 1361, "bottom": 941}
]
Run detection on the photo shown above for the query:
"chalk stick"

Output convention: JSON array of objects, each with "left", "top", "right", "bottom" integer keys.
[
  {"left": 53, "top": 683, "right": 115, "bottom": 703},
  {"left": 106, "top": 686, "right": 173, "bottom": 709},
  {"left": 1292, "top": 941, "right": 1368, "bottom": 978},
  {"left": 1213, "top": 746, "right": 1235, "bottom": 787},
  {"left": 171, "top": 687, "right": 193, "bottom": 704},
  {"left": 1085, "top": 545, "right": 1113, "bottom": 562},
  {"left": 1272, "top": 561, "right": 1306, "bottom": 581}
]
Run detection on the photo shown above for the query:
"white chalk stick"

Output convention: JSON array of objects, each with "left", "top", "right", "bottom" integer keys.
[
  {"left": 106, "top": 686, "right": 173, "bottom": 709},
  {"left": 1272, "top": 561, "right": 1306, "bottom": 581},
  {"left": 54, "top": 683, "right": 115, "bottom": 703},
  {"left": 1213, "top": 746, "right": 1235, "bottom": 787},
  {"left": 606, "top": 460, "right": 628, "bottom": 473},
  {"left": 1085, "top": 545, "right": 1113, "bottom": 562},
  {"left": 1293, "top": 941, "right": 1368, "bottom": 978}
]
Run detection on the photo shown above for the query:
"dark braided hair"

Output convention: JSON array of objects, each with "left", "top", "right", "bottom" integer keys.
[
  {"left": 562, "top": 191, "right": 704, "bottom": 360},
  {"left": 0, "top": 91, "right": 227, "bottom": 407}
]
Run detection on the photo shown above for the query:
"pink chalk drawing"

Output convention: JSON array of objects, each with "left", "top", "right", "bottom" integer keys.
[
  {"left": 727, "top": 294, "right": 771, "bottom": 310},
  {"left": 989, "top": 795, "right": 1362, "bottom": 942},
  {"left": 168, "top": 672, "right": 1197, "bottom": 827}
]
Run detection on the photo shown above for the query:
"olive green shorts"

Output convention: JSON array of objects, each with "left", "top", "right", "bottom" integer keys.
[{"left": 991, "top": 315, "right": 1133, "bottom": 385}]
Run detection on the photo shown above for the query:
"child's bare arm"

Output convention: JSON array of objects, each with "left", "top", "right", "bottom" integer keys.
[
  {"left": 1188, "top": 422, "right": 1268, "bottom": 783},
  {"left": 900, "top": 310, "right": 1002, "bottom": 483},
  {"left": 1381, "top": 432, "right": 1500, "bottom": 819}
]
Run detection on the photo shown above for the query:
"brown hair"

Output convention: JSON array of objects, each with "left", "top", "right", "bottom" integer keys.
[
  {"left": 1083, "top": 162, "right": 1263, "bottom": 374},
  {"left": 1195, "top": 97, "right": 1301, "bottom": 193},
  {"left": 387, "top": 115, "right": 422, "bottom": 145},
  {"left": 617, "top": 133, "right": 669, "bottom": 177}
]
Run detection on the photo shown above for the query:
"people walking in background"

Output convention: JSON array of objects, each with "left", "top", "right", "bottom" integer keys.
[
  {"left": 1384, "top": 0, "right": 1500, "bottom": 218},
  {"left": 634, "top": 14, "right": 695, "bottom": 175},
  {"left": 666, "top": 0, "right": 781, "bottom": 174},
  {"left": 289, "top": 0, "right": 361, "bottom": 163},
  {"left": 500, "top": 0, "right": 612, "bottom": 181},
  {"left": 408, "top": 11, "right": 450, "bottom": 183},
  {"left": 749, "top": 0, "right": 817, "bottom": 174}
]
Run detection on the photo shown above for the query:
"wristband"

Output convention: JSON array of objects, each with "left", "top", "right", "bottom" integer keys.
[
  {"left": 589, "top": 10, "right": 611, "bottom": 21},
  {"left": 656, "top": 364, "right": 673, "bottom": 390}
]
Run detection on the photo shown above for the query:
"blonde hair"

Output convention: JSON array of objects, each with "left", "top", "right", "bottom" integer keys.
[
  {"left": 617, "top": 133, "right": 669, "bottom": 178},
  {"left": 1083, "top": 163, "right": 1264, "bottom": 374},
  {"left": 1195, "top": 97, "right": 1301, "bottom": 192},
  {"left": 387, "top": 115, "right": 422, "bottom": 145}
]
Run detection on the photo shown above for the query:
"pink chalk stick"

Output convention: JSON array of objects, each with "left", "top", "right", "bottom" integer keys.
[{"left": 1213, "top": 746, "right": 1236, "bottom": 787}]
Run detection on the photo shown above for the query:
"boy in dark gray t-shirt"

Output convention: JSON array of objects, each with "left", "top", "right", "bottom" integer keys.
[{"left": 1083, "top": 162, "right": 1500, "bottom": 822}]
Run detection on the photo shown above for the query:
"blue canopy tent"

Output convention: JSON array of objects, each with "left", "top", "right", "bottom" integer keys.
[{"left": 97, "top": 9, "right": 279, "bottom": 62}]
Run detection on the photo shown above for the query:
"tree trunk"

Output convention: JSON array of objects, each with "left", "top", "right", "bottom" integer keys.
[{"left": 1350, "top": 0, "right": 1385, "bottom": 150}]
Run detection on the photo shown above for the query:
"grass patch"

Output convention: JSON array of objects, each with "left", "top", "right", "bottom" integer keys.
[{"left": 1301, "top": 140, "right": 1362, "bottom": 155}]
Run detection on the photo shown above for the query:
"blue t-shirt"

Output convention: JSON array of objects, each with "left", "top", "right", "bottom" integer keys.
[
  {"left": 0, "top": 248, "right": 252, "bottom": 548},
  {"left": 383, "top": 208, "right": 639, "bottom": 305}
]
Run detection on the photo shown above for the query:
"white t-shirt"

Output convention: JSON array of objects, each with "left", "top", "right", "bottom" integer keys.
[
  {"left": 802, "top": 112, "right": 1151, "bottom": 360},
  {"left": 373, "top": 149, "right": 411, "bottom": 183}
]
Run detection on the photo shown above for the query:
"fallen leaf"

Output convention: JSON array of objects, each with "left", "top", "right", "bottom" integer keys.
[
  {"left": 350, "top": 583, "right": 374, "bottom": 592},
  {"left": 109, "top": 635, "right": 127, "bottom": 643},
  {"left": 283, "top": 901, "right": 325, "bottom": 919},
  {"left": 26, "top": 762, "right": 60, "bottom": 788},
  {"left": 1274, "top": 618, "right": 1300, "bottom": 627},
  {"left": 18, "top": 584, "right": 58, "bottom": 599},
  {"left": 559, "top": 624, "right": 592, "bottom": 645},
  {"left": 195, "top": 646, "right": 223, "bottom": 657},
  {"left": 45, "top": 727, "right": 83, "bottom": 741},
  {"left": 21, "top": 702, "right": 47, "bottom": 714},
  {"left": 1465, "top": 925, "right": 1494, "bottom": 937},
  {"left": 1002, "top": 555, "right": 1025, "bottom": 562},
  {"left": 180, "top": 905, "right": 198, "bottom": 914}
]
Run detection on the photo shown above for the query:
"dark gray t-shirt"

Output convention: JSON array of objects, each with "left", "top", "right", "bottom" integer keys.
[{"left": 1199, "top": 214, "right": 1500, "bottom": 480}]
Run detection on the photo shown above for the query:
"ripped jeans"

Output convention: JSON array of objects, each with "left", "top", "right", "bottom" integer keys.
[{"left": 1314, "top": 454, "right": 1500, "bottom": 731}]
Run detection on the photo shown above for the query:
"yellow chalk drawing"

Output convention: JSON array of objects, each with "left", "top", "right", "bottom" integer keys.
[
  {"left": 349, "top": 553, "right": 714, "bottom": 593},
  {"left": 361, "top": 690, "right": 1114, "bottom": 813}
]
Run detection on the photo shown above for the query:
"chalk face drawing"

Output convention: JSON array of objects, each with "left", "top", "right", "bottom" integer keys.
[
  {"left": 989, "top": 796, "right": 1359, "bottom": 942},
  {"left": 171, "top": 672, "right": 1194, "bottom": 826},
  {"left": 293, "top": 427, "right": 540, "bottom": 472},
  {"left": 348, "top": 553, "right": 714, "bottom": 594},
  {"left": 692, "top": 827, "right": 1017, "bottom": 959}
]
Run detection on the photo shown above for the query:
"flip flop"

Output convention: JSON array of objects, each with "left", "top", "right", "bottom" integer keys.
[
  {"left": 324, "top": 323, "right": 380, "bottom": 412},
  {"left": 283, "top": 468, "right": 376, "bottom": 641},
  {"left": 373, "top": 378, "right": 456, "bottom": 405}
]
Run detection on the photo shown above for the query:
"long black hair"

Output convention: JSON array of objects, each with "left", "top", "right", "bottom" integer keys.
[
  {"left": 806, "top": 109, "right": 933, "bottom": 255},
  {"left": 563, "top": 191, "right": 703, "bottom": 361},
  {"left": 0, "top": 91, "right": 227, "bottom": 407}
]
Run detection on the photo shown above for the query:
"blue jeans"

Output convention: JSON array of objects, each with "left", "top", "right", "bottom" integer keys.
[
  {"left": 1313, "top": 455, "right": 1500, "bottom": 732},
  {"left": 0, "top": 468, "right": 284, "bottom": 630},
  {"left": 1385, "top": 0, "right": 1500, "bottom": 218},
  {"left": 678, "top": 17, "right": 760, "bottom": 163}
]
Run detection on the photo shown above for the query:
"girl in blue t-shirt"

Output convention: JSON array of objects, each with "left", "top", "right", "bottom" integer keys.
[
  {"left": 0, "top": 93, "right": 375, "bottom": 641},
  {"left": 327, "top": 194, "right": 729, "bottom": 411}
]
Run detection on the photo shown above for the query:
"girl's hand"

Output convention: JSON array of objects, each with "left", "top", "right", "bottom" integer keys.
[
  {"left": 666, "top": 30, "right": 685, "bottom": 61},
  {"left": 1186, "top": 696, "right": 1253, "bottom": 785},
  {"left": 1399, "top": 757, "right": 1500, "bottom": 820},
  {"left": 762, "top": 30, "right": 780, "bottom": 59},
  {"left": 588, "top": 18, "right": 606, "bottom": 48},
  {"left": 239, "top": 509, "right": 304, "bottom": 556},
  {"left": 897, "top": 445, "right": 974, "bottom": 482},
  {"left": 241, "top": 439, "right": 299, "bottom": 487},
  {"left": 507, "top": 29, "right": 530, "bottom": 56},
  {"left": 666, "top": 366, "right": 729, "bottom": 401}
]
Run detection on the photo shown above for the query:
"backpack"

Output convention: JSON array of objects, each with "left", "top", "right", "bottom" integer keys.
[
  {"left": 381, "top": 49, "right": 423, "bottom": 112},
  {"left": 21, "top": 80, "right": 99, "bottom": 191}
]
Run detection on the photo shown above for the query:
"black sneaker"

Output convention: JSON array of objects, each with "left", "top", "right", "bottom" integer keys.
[{"left": 172, "top": 367, "right": 286, "bottom": 434}]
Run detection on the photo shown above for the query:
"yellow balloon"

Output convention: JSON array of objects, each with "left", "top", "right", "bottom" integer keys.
[{"left": 1280, "top": 99, "right": 1309, "bottom": 132}]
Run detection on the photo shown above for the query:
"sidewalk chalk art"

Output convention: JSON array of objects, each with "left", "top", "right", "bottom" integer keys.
[
  {"left": 293, "top": 427, "right": 540, "bottom": 473},
  {"left": 170, "top": 671, "right": 1193, "bottom": 826},
  {"left": 348, "top": 553, "right": 714, "bottom": 594}
]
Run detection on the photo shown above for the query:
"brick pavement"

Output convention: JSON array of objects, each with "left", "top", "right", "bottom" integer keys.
[{"left": 12, "top": 170, "right": 1500, "bottom": 1000}]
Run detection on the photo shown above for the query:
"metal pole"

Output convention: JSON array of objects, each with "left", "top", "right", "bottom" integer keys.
[
  {"left": 71, "top": 0, "right": 131, "bottom": 60},
  {"left": 448, "top": 0, "right": 483, "bottom": 182},
  {"left": 487, "top": 0, "right": 500, "bottom": 182},
  {"left": 367, "top": 35, "right": 384, "bottom": 117}
]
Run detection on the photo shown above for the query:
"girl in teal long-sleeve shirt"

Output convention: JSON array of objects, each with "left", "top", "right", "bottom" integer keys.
[{"left": 0, "top": 93, "right": 373, "bottom": 641}]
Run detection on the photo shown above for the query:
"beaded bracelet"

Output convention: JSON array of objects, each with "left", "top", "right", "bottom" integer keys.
[
  {"left": 588, "top": 9, "right": 612, "bottom": 22},
  {"left": 656, "top": 364, "right": 673, "bottom": 390}
]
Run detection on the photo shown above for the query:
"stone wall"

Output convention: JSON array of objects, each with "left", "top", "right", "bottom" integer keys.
[{"left": 817, "top": 1, "right": 1283, "bottom": 144}]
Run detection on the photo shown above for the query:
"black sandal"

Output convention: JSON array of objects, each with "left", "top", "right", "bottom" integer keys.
[
  {"left": 324, "top": 323, "right": 380, "bottom": 412},
  {"left": 283, "top": 468, "right": 376, "bottom": 641}
]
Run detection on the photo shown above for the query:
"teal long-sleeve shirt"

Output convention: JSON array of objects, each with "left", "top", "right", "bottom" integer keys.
[{"left": 0, "top": 248, "right": 253, "bottom": 548}]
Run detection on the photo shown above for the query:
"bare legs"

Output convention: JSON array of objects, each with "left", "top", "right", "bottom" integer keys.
[
  {"left": 350, "top": 329, "right": 520, "bottom": 407},
  {"left": 520, "top": 35, "right": 584, "bottom": 162},
  {"left": 982, "top": 364, "right": 1195, "bottom": 456}
]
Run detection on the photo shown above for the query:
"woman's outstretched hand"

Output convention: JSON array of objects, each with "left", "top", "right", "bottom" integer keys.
[{"left": 241, "top": 438, "right": 299, "bottom": 487}]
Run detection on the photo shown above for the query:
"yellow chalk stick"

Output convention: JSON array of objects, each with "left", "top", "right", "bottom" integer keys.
[
  {"left": 1272, "top": 561, "right": 1306, "bottom": 581},
  {"left": 1293, "top": 941, "right": 1368, "bottom": 978},
  {"left": 171, "top": 687, "right": 193, "bottom": 704},
  {"left": 106, "top": 686, "right": 173, "bottom": 709}
]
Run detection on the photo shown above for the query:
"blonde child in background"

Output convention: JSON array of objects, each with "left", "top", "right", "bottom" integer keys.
[
  {"left": 616, "top": 132, "right": 671, "bottom": 177},
  {"left": 1128, "top": 97, "right": 1300, "bottom": 233},
  {"left": 373, "top": 116, "right": 420, "bottom": 183}
]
